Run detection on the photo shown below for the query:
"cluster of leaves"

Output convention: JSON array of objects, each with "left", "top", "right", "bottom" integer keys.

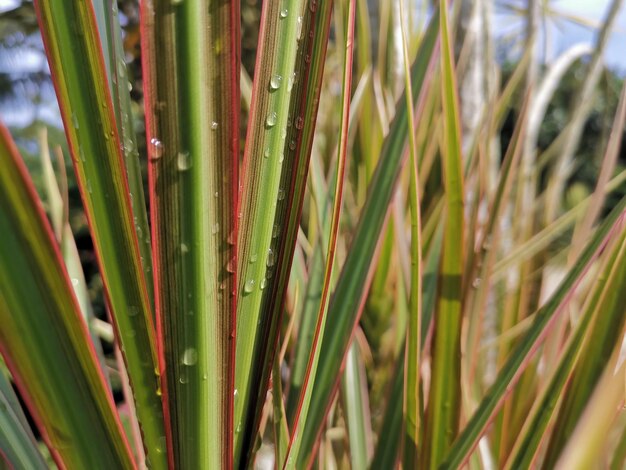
[{"left": 0, "top": 1, "right": 625, "bottom": 469}]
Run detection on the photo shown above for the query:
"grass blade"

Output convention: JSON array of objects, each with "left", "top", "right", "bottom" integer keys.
[
  {"left": 398, "top": 0, "right": 423, "bottom": 466},
  {"left": 340, "top": 343, "right": 372, "bottom": 469},
  {"left": 440, "top": 196, "right": 626, "bottom": 469},
  {"left": 283, "top": 1, "right": 355, "bottom": 465},
  {"left": 236, "top": 2, "right": 336, "bottom": 464},
  {"left": 505, "top": 224, "right": 626, "bottom": 468},
  {"left": 140, "top": 0, "right": 240, "bottom": 467},
  {"left": 0, "top": 369, "right": 46, "bottom": 469},
  {"left": 421, "top": 3, "right": 465, "bottom": 467},
  {"left": 34, "top": 2, "right": 166, "bottom": 466},
  {"left": 297, "top": 12, "right": 441, "bottom": 463},
  {"left": 0, "top": 124, "right": 134, "bottom": 469},
  {"left": 234, "top": 0, "right": 313, "bottom": 463}
]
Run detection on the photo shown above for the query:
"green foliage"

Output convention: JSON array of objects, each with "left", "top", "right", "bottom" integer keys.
[{"left": 0, "top": 1, "right": 625, "bottom": 469}]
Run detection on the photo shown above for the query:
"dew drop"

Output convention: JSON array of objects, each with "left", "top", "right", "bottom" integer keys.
[
  {"left": 244, "top": 279, "right": 255, "bottom": 293},
  {"left": 86, "top": 179, "right": 93, "bottom": 194},
  {"left": 71, "top": 278, "right": 79, "bottom": 287},
  {"left": 79, "top": 146, "right": 86, "bottom": 162},
  {"left": 150, "top": 138, "right": 164, "bottom": 160},
  {"left": 179, "top": 373, "right": 188, "bottom": 384},
  {"left": 264, "top": 147, "right": 270, "bottom": 159},
  {"left": 277, "top": 188, "right": 285, "bottom": 200},
  {"left": 280, "top": 8, "right": 288, "bottom": 18},
  {"left": 182, "top": 348, "right": 198, "bottom": 366},
  {"left": 296, "top": 16, "right": 303, "bottom": 40},
  {"left": 260, "top": 278, "right": 267, "bottom": 290},
  {"left": 180, "top": 243, "right": 189, "bottom": 254},
  {"left": 289, "top": 140, "right": 296, "bottom": 150},
  {"left": 295, "top": 116, "right": 304, "bottom": 129},
  {"left": 177, "top": 151, "right": 191, "bottom": 171},
  {"left": 266, "top": 111, "right": 277, "bottom": 128},
  {"left": 117, "top": 59, "right": 126, "bottom": 78},
  {"left": 214, "top": 191, "right": 219, "bottom": 198},
  {"left": 212, "top": 222, "right": 220, "bottom": 234},
  {"left": 267, "top": 248, "right": 276, "bottom": 267},
  {"left": 270, "top": 74, "right": 283, "bottom": 91},
  {"left": 272, "top": 224, "right": 280, "bottom": 238},
  {"left": 472, "top": 278, "right": 482, "bottom": 289},
  {"left": 71, "top": 113, "right": 79, "bottom": 130},
  {"left": 287, "top": 73, "right": 296, "bottom": 91},
  {"left": 249, "top": 253, "right": 258, "bottom": 264},
  {"left": 211, "top": 121, "right": 218, "bottom": 131},
  {"left": 226, "top": 258, "right": 236, "bottom": 273}
]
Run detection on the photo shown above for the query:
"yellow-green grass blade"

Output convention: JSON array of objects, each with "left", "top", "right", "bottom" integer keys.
[
  {"left": 371, "top": 228, "right": 444, "bottom": 469},
  {"left": 34, "top": 2, "right": 166, "bottom": 467},
  {"left": 542, "top": 252, "right": 626, "bottom": 463},
  {"left": 0, "top": 368, "right": 46, "bottom": 469},
  {"left": 38, "top": 130, "right": 109, "bottom": 385},
  {"left": 421, "top": 3, "right": 465, "bottom": 467},
  {"left": 236, "top": 0, "right": 336, "bottom": 462},
  {"left": 234, "top": 0, "right": 313, "bottom": 464},
  {"left": 140, "top": 0, "right": 240, "bottom": 467},
  {"left": 297, "top": 11, "right": 441, "bottom": 465},
  {"left": 100, "top": 0, "right": 154, "bottom": 307},
  {"left": 505, "top": 225, "right": 626, "bottom": 469},
  {"left": 440, "top": 196, "right": 626, "bottom": 469},
  {"left": 555, "top": 347, "right": 625, "bottom": 470},
  {"left": 340, "top": 343, "right": 372, "bottom": 469},
  {"left": 399, "top": 0, "right": 423, "bottom": 465},
  {"left": 283, "top": 1, "right": 355, "bottom": 465},
  {"left": 0, "top": 125, "right": 134, "bottom": 469},
  {"left": 272, "top": 353, "right": 290, "bottom": 466}
]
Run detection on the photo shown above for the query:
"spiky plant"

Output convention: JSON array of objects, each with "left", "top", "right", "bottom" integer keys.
[{"left": 1, "top": 1, "right": 625, "bottom": 469}]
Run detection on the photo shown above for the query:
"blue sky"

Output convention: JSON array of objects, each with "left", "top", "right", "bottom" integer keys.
[{"left": 494, "top": 0, "right": 626, "bottom": 72}]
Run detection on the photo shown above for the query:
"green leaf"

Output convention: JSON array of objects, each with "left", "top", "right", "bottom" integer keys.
[
  {"left": 236, "top": 0, "right": 336, "bottom": 457},
  {"left": 440, "top": 195, "right": 626, "bottom": 469},
  {"left": 0, "top": 125, "right": 134, "bottom": 469},
  {"left": 341, "top": 343, "right": 372, "bottom": 470},
  {"left": 283, "top": 1, "right": 356, "bottom": 465},
  {"left": 505, "top": 225, "right": 626, "bottom": 468},
  {"left": 421, "top": 3, "right": 465, "bottom": 467},
  {"left": 297, "top": 11, "right": 441, "bottom": 465},
  {"left": 140, "top": 0, "right": 240, "bottom": 467},
  {"left": 34, "top": 2, "right": 166, "bottom": 467},
  {"left": 233, "top": 0, "right": 314, "bottom": 464},
  {"left": 0, "top": 368, "right": 46, "bottom": 469}
]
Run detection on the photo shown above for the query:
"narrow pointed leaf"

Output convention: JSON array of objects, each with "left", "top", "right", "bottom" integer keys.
[
  {"left": 0, "top": 369, "right": 46, "bottom": 469},
  {"left": 440, "top": 196, "right": 626, "bottom": 469},
  {"left": 141, "top": 0, "right": 240, "bottom": 467},
  {"left": 234, "top": 0, "right": 309, "bottom": 464},
  {"left": 0, "top": 125, "right": 134, "bottom": 469},
  {"left": 506, "top": 225, "right": 626, "bottom": 468},
  {"left": 34, "top": 2, "right": 166, "bottom": 467},
  {"left": 283, "top": 1, "right": 355, "bottom": 465},
  {"left": 298, "top": 11, "right": 441, "bottom": 463}
]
